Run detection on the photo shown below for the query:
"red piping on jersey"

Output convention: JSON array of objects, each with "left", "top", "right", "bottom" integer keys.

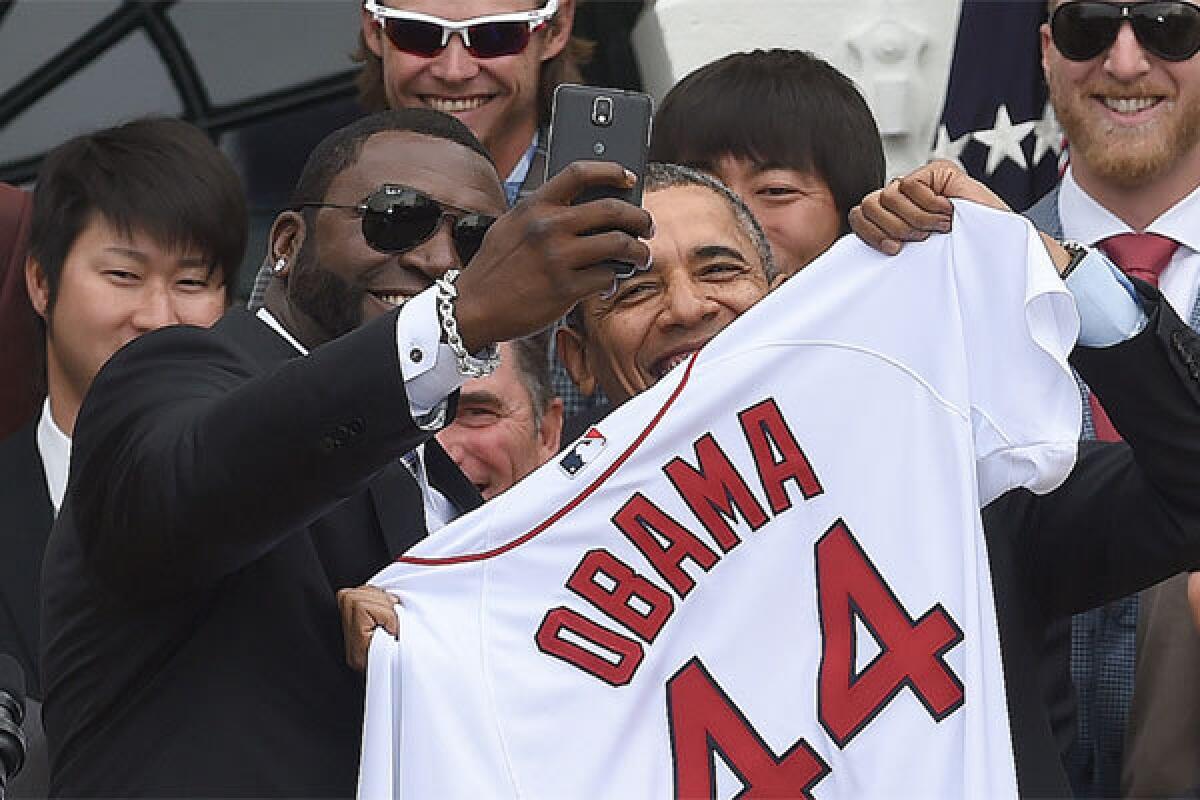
[{"left": 397, "top": 352, "right": 699, "bottom": 566}]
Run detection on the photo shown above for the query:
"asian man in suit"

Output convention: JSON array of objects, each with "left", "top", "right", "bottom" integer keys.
[{"left": 0, "top": 117, "right": 244, "bottom": 798}]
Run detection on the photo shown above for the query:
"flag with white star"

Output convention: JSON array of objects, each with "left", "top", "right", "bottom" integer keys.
[{"left": 932, "top": 0, "right": 1063, "bottom": 212}]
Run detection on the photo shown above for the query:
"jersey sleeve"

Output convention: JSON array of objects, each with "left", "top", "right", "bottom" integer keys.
[
  {"left": 363, "top": 507, "right": 524, "bottom": 799},
  {"left": 948, "top": 202, "right": 1081, "bottom": 504},
  {"left": 362, "top": 560, "right": 519, "bottom": 798},
  {"left": 357, "top": 627, "right": 402, "bottom": 799}
]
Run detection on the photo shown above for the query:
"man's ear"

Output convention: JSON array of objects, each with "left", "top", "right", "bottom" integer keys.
[
  {"left": 25, "top": 256, "right": 50, "bottom": 320},
  {"left": 268, "top": 211, "right": 306, "bottom": 280},
  {"left": 540, "top": 0, "right": 575, "bottom": 62},
  {"left": 362, "top": 10, "right": 385, "bottom": 58},
  {"left": 537, "top": 397, "right": 565, "bottom": 458},
  {"left": 556, "top": 324, "right": 596, "bottom": 398}
]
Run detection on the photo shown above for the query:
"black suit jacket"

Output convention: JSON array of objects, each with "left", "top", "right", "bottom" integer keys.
[
  {"left": 0, "top": 416, "right": 53, "bottom": 797},
  {"left": 985, "top": 283, "right": 1200, "bottom": 797},
  {"left": 39, "top": 308, "right": 481, "bottom": 798},
  {"left": 0, "top": 417, "right": 52, "bottom": 699}
]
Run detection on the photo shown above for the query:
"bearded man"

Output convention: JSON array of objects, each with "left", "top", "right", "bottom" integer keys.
[{"left": 1024, "top": 2, "right": 1200, "bottom": 795}]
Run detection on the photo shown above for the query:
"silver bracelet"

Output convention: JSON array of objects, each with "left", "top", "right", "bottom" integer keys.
[{"left": 435, "top": 269, "right": 500, "bottom": 378}]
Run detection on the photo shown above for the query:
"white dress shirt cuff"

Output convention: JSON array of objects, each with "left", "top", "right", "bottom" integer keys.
[
  {"left": 396, "top": 286, "right": 466, "bottom": 429},
  {"left": 1065, "top": 248, "right": 1149, "bottom": 347}
]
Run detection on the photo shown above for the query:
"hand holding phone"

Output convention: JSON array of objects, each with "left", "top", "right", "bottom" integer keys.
[
  {"left": 545, "top": 85, "right": 653, "bottom": 277},
  {"left": 453, "top": 160, "right": 652, "bottom": 349}
]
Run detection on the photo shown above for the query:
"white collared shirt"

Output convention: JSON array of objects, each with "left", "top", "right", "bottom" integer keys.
[
  {"left": 255, "top": 304, "right": 459, "bottom": 533},
  {"left": 36, "top": 397, "right": 71, "bottom": 515},
  {"left": 1058, "top": 168, "right": 1200, "bottom": 320}
]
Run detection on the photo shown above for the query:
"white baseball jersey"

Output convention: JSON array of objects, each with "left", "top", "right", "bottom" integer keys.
[{"left": 359, "top": 202, "right": 1082, "bottom": 799}]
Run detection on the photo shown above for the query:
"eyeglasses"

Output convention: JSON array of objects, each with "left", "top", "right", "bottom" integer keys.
[
  {"left": 1051, "top": 1, "right": 1200, "bottom": 62},
  {"left": 294, "top": 184, "right": 496, "bottom": 264},
  {"left": 363, "top": 0, "right": 559, "bottom": 58}
]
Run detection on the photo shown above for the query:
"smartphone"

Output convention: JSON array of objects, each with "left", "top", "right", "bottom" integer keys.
[{"left": 545, "top": 84, "right": 654, "bottom": 208}]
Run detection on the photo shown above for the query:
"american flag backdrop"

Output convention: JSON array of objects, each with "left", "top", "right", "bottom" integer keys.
[{"left": 932, "top": 0, "right": 1064, "bottom": 211}]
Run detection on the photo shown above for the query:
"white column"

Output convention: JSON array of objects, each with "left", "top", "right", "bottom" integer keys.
[{"left": 632, "top": 0, "right": 963, "bottom": 177}]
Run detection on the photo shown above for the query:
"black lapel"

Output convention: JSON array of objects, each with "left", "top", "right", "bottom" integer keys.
[
  {"left": 0, "top": 419, "right": 54, "bottom": 680},
  {"left": 425, "top": 439, "right": 484, "bottom": 515},
  {"left": 218, "top": 308, "right": 436, "bottom": 559},
  {"left": 368, "top": 462, "right": 428, "bottom": 557},
  {"left": 366, "top": 443, "right": 482, "bottom": 558},
  {"left": 220, "top": 308, "right": 485, "bottom": 553},
  {"left": 213, "top": 307, "right": 302, "bottom": 371}
]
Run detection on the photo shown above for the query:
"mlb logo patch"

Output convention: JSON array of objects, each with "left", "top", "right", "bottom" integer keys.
[{"left": 559, "top": 428, "right": 607, "bottom": 477}]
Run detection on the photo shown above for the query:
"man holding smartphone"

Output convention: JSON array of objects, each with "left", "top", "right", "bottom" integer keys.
[
  {"left": 342, "top": 160, "right": 1200, "bottom": 797},
  {"left": 251, "top": 2, "right": 601, "bottom": 415},
  {"left": 354, "top": 0, "right": 612, "bottom": 421},
  {"left": 40, "top": 109, "right": 651, "bottom": 798}
]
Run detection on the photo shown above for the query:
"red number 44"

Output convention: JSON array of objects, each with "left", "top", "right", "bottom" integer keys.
[
  {"left": 666, "top": 519, "right": 964, "bottom": 798},
  {"left": 667, "top": 657, "right": 829, "bottom": 799}
]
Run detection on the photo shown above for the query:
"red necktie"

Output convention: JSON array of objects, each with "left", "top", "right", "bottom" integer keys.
[{"left": 1087, "top": 233, "right": 1178, "bottom": 441}]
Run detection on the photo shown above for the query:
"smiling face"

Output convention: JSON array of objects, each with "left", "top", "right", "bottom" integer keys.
[
  {"left": 1042, "top": 0, "right": 1200, "bottom": 188},
  {"left": 436, "top": 340, "right": 563, "bottom": 499},
  {"left": 274, "top": 130, "right": 506, "bottom": 348},
  {"left": 362, "top": 0, "right": 572, "bottom": 176},
  {"left": 710, "top": 154, "right": 842, "bottom": 278},
  {"left": 27, "top": 216, "right": 227, "bottom": 432},
  {"left": 557, "top": 185, "right": 771, "bottom": 406}
]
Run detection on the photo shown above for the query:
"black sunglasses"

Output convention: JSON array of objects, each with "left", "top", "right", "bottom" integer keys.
[
  {"left": 294, "top": 184, "right": 496, "bottom": 265},
  {"left": 1051, "top": 1, "right": 1200, "bottom": 62}
]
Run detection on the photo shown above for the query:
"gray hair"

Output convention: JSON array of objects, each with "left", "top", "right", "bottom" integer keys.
[
  {"left": 644, "top": 162, "right": 778, "bottom": 281},
  {"left": 564, "top": 162, "right": 777, "bottom": 335},
  {"left": 509, "top": 330, "right": 556, "bottom": 429}
]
